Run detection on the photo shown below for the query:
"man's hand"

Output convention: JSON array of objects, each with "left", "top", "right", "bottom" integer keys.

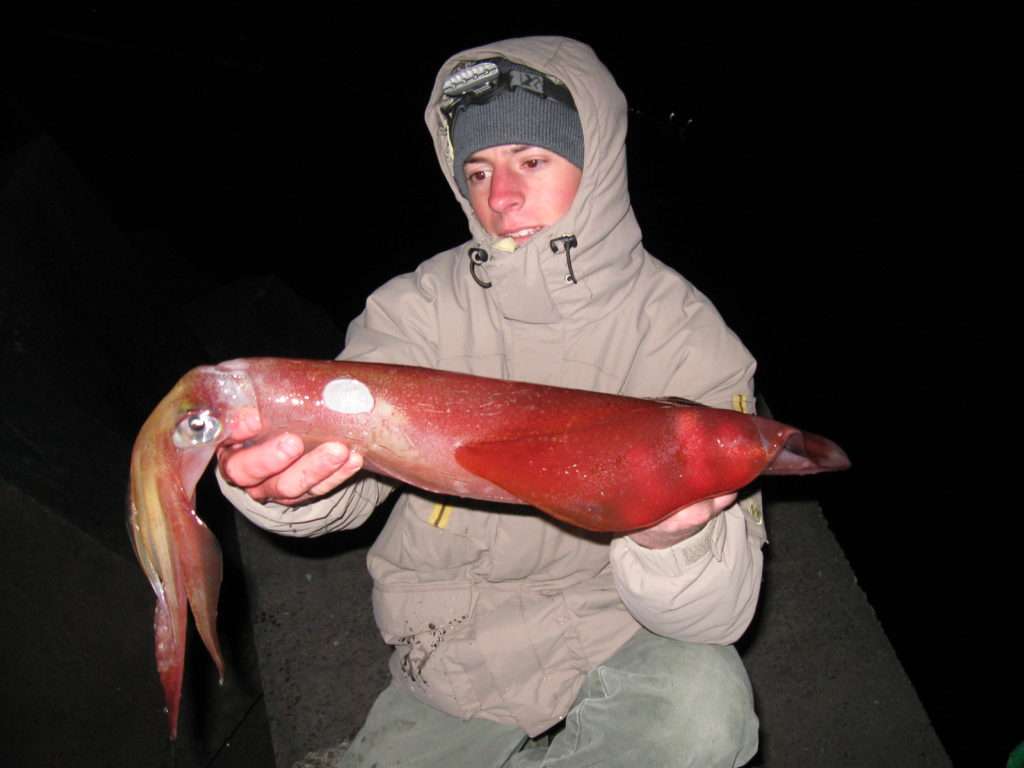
[
  {"left": 217, "top": 407, "right": 363, "bottom": 505},
  {"left": 627, "top": 493, "right": 738, "bottom": 550}
]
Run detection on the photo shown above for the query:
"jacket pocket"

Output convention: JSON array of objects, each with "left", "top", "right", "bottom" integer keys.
[
  {"left": 370, "top": 493, "right": 488, "bottom": 581},
  {"left": 441, "top": 589, "right": 593, "bottom": 736}
]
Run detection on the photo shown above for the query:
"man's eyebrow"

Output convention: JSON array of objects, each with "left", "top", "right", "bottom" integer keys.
[{"left": 464, "top": 145, "right": 532, "bottom": 164}]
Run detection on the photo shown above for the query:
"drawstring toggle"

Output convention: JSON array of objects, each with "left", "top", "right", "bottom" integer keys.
[
  {"left": 550, "top": 235, "right": 579, "bottom": 284},
  {"left": 468, "top": 248, "right": 492, "bottom": 288}
]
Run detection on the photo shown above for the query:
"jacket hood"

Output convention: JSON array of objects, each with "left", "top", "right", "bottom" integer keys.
[{"left": 425, "top": 37, "right": 644, "bottom": 323}]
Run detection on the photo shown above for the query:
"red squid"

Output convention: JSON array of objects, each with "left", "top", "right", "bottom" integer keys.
[{"left": 127, "top": 357, "right": 849, "bottom": 738}]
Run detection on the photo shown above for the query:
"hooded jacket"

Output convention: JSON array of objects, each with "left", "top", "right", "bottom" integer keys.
[{"left": 220, "top": 37, "right": 766, "bottom": 736}]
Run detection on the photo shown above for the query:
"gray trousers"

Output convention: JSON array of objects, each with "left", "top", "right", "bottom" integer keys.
[{"left": 338, "top": 627, "right": 759, "bottom": 767}]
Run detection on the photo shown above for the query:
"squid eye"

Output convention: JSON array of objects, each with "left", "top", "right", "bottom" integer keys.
[{"left": 173, "top": 409, "right": 222, "bottom": 448}]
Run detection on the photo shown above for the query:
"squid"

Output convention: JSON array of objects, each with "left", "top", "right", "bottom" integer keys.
[{"left": 128, "top": 357, "right": 849, "bottom": 738}]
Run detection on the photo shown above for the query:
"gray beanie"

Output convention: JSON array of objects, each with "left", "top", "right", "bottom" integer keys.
[{"left": 446, "top": 60, "right": 584, "bottom": 198}]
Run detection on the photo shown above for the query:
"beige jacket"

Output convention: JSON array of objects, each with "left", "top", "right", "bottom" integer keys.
[{"left": 221, "top": 37, "right": 766, "bottom": 736}]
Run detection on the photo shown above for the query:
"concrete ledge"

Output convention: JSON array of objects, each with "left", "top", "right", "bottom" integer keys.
[
  {"left": 0, "top": 479, "right": 274, "bottom": 767},
  {"left": 739, "top": 499, "right": 950, "bottom": 767}
]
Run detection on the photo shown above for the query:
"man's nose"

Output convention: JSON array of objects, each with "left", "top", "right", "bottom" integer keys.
[{"left": 488, "top": 167, "right": 524, "bottom": 213}]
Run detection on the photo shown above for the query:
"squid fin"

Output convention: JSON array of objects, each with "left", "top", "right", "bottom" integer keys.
[{"left": 455, "top": 407, "right": 688, "bottom": 532}]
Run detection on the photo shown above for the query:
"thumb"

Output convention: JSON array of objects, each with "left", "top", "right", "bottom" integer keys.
[{"left": 713, "top": 492, "right": 738, "bottom": 513}]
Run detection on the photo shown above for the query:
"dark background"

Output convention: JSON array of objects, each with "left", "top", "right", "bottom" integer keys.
[{"left": 1, "top": 5, "right": 1005, "bottom": 766}]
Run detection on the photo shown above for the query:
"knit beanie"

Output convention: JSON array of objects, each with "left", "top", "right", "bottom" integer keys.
[{"left": 446, "top": 59, "right": 584, "bottom": 198}]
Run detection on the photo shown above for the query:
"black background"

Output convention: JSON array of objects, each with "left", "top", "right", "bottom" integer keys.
[{"left": 1, "top": 5, "right": 1004, "bottom": 765}]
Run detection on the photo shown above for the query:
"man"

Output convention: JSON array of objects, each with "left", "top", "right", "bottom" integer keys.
[{"left": 219, "top": 37, "right": 764, "bottom": 766}]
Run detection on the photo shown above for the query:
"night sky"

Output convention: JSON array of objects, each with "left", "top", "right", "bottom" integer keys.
[{"left": 1, "top": 7, "right": 1003, "bottom": 764}]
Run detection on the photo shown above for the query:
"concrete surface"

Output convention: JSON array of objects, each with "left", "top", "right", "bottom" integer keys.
[
  {"left": 0, "top": 479, "right": 274, "bottom": 768},
  {"left": 234, "top": 509, "right": 392, "bottom": 768},
  {"left": 740, "top": 498, "right": 948, "bottom": 766}
]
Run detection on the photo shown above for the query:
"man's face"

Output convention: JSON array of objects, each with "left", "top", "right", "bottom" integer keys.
[{"left": 463, "top": 144, "right": 582, "bottom": 247}]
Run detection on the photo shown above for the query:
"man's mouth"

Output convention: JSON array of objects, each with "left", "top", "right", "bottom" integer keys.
[{"left": 501, "top": 226, "right": 544, "bottom": 241}]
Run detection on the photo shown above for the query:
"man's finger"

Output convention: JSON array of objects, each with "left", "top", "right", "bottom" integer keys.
[
  {"left": 221, "top": 433, "right": 304, "bottom": 487},
  {"left": 713, "top": 492, "right": 738, "bottom": 513},
  {"left": 307, "top": 450, "right": 363, "bottom": 498},
  {"left": 264, "top": 442, "right": 351, "bottom": 500},
  {"left": 225, "top": 406, "right": 262, "bottom": 443}
]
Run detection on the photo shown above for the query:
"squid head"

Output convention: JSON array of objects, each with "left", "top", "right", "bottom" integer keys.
[{"left": 127, "top": 364, "right": 254, "bottom": 739}]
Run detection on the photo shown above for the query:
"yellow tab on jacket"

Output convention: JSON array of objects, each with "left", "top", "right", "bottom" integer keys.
[
  {"left": 732, "top": 393, "right": 752, "bottom": 414},
  {"left": 740, "top": 496, "right": 764, "bottom": 525},
  {"left": 429, "top": 503, "right": 452, "bottom": 529}
]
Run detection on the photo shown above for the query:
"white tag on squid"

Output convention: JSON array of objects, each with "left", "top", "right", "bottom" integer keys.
[{"left": 322, "top": 378, "right": 375, "bottom": 414}]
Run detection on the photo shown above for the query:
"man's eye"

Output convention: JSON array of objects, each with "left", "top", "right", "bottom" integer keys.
[
  {"left": 466, "top": 169, "right": 489, "bottom": 184},
  {"left": 523, "top": 158, "right": 544, "bottom": 169}
]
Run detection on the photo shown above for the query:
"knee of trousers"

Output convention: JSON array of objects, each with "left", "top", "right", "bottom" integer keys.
[{"left": 597, "top": 640, "right": 758, "bottom": 761}]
